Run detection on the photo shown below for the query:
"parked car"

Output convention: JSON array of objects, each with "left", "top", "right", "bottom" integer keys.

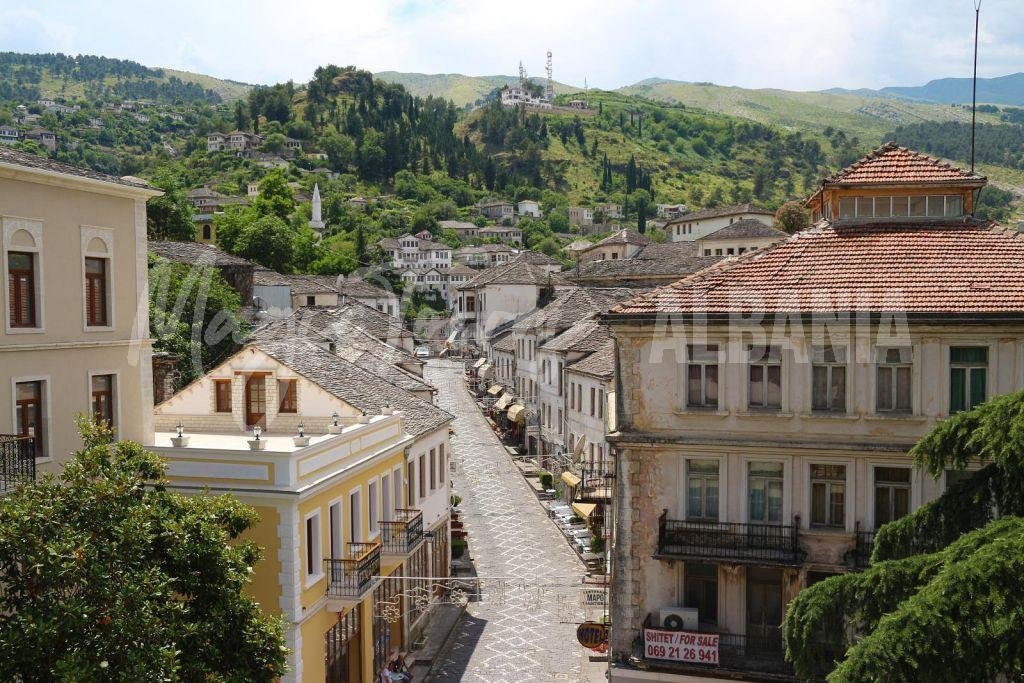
[{"left": 415, "top": 346, "right": 431, "bottom": 358}]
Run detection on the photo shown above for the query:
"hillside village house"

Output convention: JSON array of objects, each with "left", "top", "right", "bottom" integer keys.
[
  {"left": 569, "top": 206, "right": 594, "bottom": 227},
  {"left": 24, "top": 128, "right": 57, "bottom": 152},
  {"left": 149, "top": 240, "right": 256, "bottom": 312},
  {"left": 478, "top": 225, "right": 523, "bottom": 245},
  {"left": 517, "top": 199, "right": 542, "bottom": 218},
  {"left": 454, "top": 252, "right": 568, "bottom": 354},
  {"left": 597, "top": 203, "right": 623, "bottom": 219},
  {"left": 577, "top": 229, "right": 651, "bottom": 264},
  {"left": 476, "top": 199, "right": 515, "bottom": 222},
  {"left": 602, "top": 145, "right": 1018, "bottom": 682},
  {"left": 694, "top": 219, "right": 788, "bottom": 256},
  {"left": 207, "top": 130, "right": 264, "bottom": 155},
  {"left": 185, "top": 186, "right": 250, "bottom": 243},
  {"left": 0, "top": 147, "right": 161, "bottom": 480},
  {"left": 379, "top": 233, "right": 452, "bottom": 273},
  {"left": 569, "top": 241, "right": 718, "bottom": 288},
  {"left": 453, "top": 244, "right": 515, "bottom": 268},
  {"left": 439, "top": 219, "right": 479, "bottom": 240},
  {"left": 152, "top": 337, "right": 453, "bottom": 683},
  {"left": 667, "top": 203, "right": 774, "bottom": 242},
  {"left": 0, "top": 125, "right": 20, "bottom": 144},
  {"left": 656, "top": 203, "right": 689, "bottom": 219}
]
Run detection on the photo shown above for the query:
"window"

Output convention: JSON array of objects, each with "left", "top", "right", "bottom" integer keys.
[
  {"left": 439, "top": 444, "right": 446, "bottom": 485},
  {"left": 407, "top": 461, "right": 415, "bottom": 506},
  {"left": 8, "top": 251, "right": 36, "bottom": 327},
  {"left": 809, "top": 464, "right": 845, "bottom": 528},
  {"left": 950, "top": 346, "right": 987, "bottom": 413},
  {"left": 909, "top": 195, "right": 927, "bottom": 217},
  {"left": 686, "top": 345, "right": 719, "bottom": 408},
  {"left": 570, "top": 382, "right": 575, "bottom": 410},
  {"left": 349, "top": 490, "right": 362, "bottom": 542},
  {"left": 683, "top": 563, "right": 718, "bottom": 627},
  {"left": 430, "top": 448, "right": 437, "bottom": 491},
  {"left": 419, "top": 454, "right": 426, "bottom": 499},
  {"left": 15, "top": 380, "right": 45, "bottom": 458},
  {"left": 305, "top": 295, "right": 316, "bottom": 306},
  {"left": 305, "top": 512, "right": 322, "bottom": 579},
  {"left": 598, "top": 389, "right": 605, "bottom": 419},
  {"left": 874, "top": 467, "right": 910, "bottom": 528},
  {"left": 328, "top": 502, "right": 342, "bottom": 559},
  {"left": 686, "top": 460, "right": 719, "bottom": 521},
  {"left": 393, "top": 469, "right": 403, "bottom": 513},
  {"left": 557, "top": 409, "right": 562, "bottom": 434},
  {"left": 368, "top": 480, "right": 379, "bottom": 536},
  {"left": 748, "top": 462, "right": 783, "bottom": 523},
  {"left": 926, "top": 195, "right": 945, "bottom": 217},
  {"left": 748, "top": 345, "right": 782, "bottom": 409},
  {"left": 589, "top": 387, "right": 596, "bottom": 416},
  {"left": 811, "top": 345, "right": 846, "bottom": 412},
  {"left": 277, "top": 379, "right": 297, "bottom": 413},
  {"left": 214, "top": 379, "right": 232, "bottom": 412},
  {"left": 91, "top": 374, "right": 115, "bottom": 429},
  {"left": 84, "top": 257, "right": 109, "bottom": 327},
  {"left": 202, "top": 224, "right": 212, "bottom": 240},
  {"left": 876, "top": 347, "right": 912, "bottom": 413},
  {"left": 945, "top": 468, "right": 974, "bottom": 491}
]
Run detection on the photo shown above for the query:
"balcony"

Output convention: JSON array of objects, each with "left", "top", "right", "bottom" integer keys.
[
  {"left": 578, "top": 461, "right": 613, "bottom": 502},
  {"left": 0, "top": 435, "right": 35, "bottom": 494},
  {"left": 845, "top": 522, "right": 874, "bottom": 570},
  {"left": 380, "top": 508, "right": 424, "bottom": 556},
  {"left": 656, "top": 512, "right": 805, "bottom": 566},
  {"left": 325, "top": 541, "right": 381, "bottom": 609}
]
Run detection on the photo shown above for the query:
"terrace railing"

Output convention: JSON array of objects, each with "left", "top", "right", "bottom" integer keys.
[
  {"left": 380, "top": 508, "right": 424, "bottom": 555},
  {"left": 325, "top": 541, "right": 381, "bottom": 598},
  {"left": 0, "top": 435, "right": 35, "bottom": 494},
  {"left": 657, "top": 511, "right": 805, "bottom": 566}
]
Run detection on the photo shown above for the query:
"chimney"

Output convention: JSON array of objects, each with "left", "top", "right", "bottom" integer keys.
[{"left": 151, "top": 352, "right": 179, "bottom": 404}]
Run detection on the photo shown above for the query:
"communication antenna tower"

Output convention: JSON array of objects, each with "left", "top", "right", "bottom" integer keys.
[
  {"left": 518, "top": 61, "right": 527, "bottom": 88},
  {"left": 545, "top": 51, "right": 554, "bottom": 101}
]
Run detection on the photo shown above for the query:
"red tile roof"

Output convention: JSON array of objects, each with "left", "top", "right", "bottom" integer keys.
[
  {"left": 606, "top": 220, "right": 1024, "bottom": 318},
  {"left": 821, "top": 142, "right": 985, "bottom": 187}
]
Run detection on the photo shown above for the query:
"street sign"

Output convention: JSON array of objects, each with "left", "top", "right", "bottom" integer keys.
[{"left": 576, "top": 621, "right": 608, "bottom": 650}]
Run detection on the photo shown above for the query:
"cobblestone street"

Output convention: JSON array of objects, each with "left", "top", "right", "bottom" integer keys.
[{"left": 425, "top": 360, "right": 592, "bottom": 683}]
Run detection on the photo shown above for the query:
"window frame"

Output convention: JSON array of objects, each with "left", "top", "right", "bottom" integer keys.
[
  {"left": 685, "top": 344, "right": 720, "bottom": 409},
  {"left": 214, "top": 378, "right": 232, "bottom": 413},
  {"left": 808, "top": 463, "right": 846, "bottom": 529},
  {"left": 304, "top": 509, "right": 324, "bottom": 586},
  {"left": 277, "top": 378, "right": 298, "bottom": 413},
  {"left": 7, "top": 250, "right": 38, "bottom": 329},
  {"left": 4, "top": 219, "right": 44, "bottom": 334},
  {"left": 80, "top": 227, "right": 114, "bottom": 332},
  {"left": 748, "top": 345, "right": 783, "bottom": 410},
  {"left": 872, "top": 466, "right": 911, "bottom": 530},
  {"left": 685, "top": 459, "right": 720, "bottom": 521},
  {"left": 949, "top": 346, "right": 989, "bottom": 414},
  {"left": 88, "top": 371, "right": 118, "bottom": 435},
  {"left": 367, "top": 479, "right": 380, "bottom": 538},
  {"left": 875, "top": 347, "right": 913, "bottom": 414},
  {"left": 12, "top": 375, "right": 50, "bottom": 460},
  {"left": 811, "top": 344, "right": 848, "bottom": 413},
  {"left": 83, "top": 255, "right": 110, "bottom": 328},
  {"left": 747, "top": 461, "right": 785, "bottom": 524}
]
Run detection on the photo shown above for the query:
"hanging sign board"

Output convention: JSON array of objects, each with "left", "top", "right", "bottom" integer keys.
[{"left": 643, "top": 629, "right": 719, "bottom": 665}]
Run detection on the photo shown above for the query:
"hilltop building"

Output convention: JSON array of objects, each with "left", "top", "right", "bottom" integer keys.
[{"left": 667, "top": 203, "right": 774, "bottom": 242}]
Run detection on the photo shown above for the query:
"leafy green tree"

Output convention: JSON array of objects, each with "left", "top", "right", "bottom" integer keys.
[
  {"left": 0, "top": 419, "right": 287, "bottom": 681},
  {"left": 774, "top": 201, "right": 809, "bottom": 234},
  {"left": 213, "top": 205, "right": 255, "bottom": 255},
  {"left": 290, "top": 225, "right": 323, "bottom": 273},
  {"left": 784, "top": 390, "right": 1024, "bottom": 681},
  {"left": 261, "top": 133, "right": 286, "bottom": 153},
  {"left": 149, "top": 254, "right": 248, "bottom": 384},
  {"left": 252, "top": 170, "right": 295, "bottom": 220},
  {"left": 234, "top": 99, "right": 251, "bottom": 131},
  {"left": 146, "top": 172, "right": 195, "bottom": 241},
  {"left": 321, "top": 132, "right": 356, "bottom": 172},
  {"left": 235, "top": 215, "right": 294, "bottom": 272}
]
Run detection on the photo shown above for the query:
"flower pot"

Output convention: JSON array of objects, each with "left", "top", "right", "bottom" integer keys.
[
  {"left": 247, "top": 439, "right": 267, "bottom": 451},
  {"left": 171, "top": 436, "right": 190, "bottom": 448},
  {"left": 328, "top": 425, "right": 344, "bottom": 434},
  {"left": 293, "top": 436, "right": 311, "bottom": 447}
]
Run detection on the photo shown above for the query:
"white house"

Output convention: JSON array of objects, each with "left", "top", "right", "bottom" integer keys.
[{"left": 666, "top": 203, "right": 774, "bottom": 242}]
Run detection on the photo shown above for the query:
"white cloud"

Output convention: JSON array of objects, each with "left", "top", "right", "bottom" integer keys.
[{"left": 0, "top": 0, "right": 1021, "bottom": 90}]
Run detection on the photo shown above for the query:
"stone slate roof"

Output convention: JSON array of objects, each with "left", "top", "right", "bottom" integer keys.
[
  {"left": 256, "top": 309, "right": 420, "bottom": 368},
  {"left": 455, "top": 244, "right": 515, "bottom": 255},
  {"left": 566, "top": 340, "right": 615, "bottom": 380},
  {"left": 512, "top": 287, "right": 637, "bottom": 333},
  {"left": 607, "top": 219, "right": 1024, "bottom": 318},
  {"left": 439, "top": 220, "right": 479, "bottom": 231},
  {"left": 667, "top": 203, "right": 773, "bottom": 224},
  {"left": 252, "top": 270, "right": 336, "bottom": 294},
  {"left": 701, "top": 219, "right": 787, "bottom": 241},
  {"left": 491, "top": 331, "right": 515, "bottom": 353},
  {"left": 333, "top": 347, "right": 435, "bottom": 394},
  {"left": 150, "top": 240, "right": 255, "bottom": 268},
  {"left": 378, "top": 234, "right": 450, "bottom": 251},
  {"left": 540, "top": 318, "right": 612, "bottom": 354},
  {"left": 448, "top": 264, "right": 478, "bottom": 277},
  {"left": 253, "top": 338, "right": 451, "bottom": 438},
  {"left": 460, "top": 254, "right": 569, "bottom": 289},
  {"left": 570, "top": 241, "right": 718, "bottom": 281},
  {"left": 335, "top": 277, "right": 395, "bottom": 299},
  {"left": 0, "top": 146, "right": 156, "bottom": 191},
  {"left": 588, "top": 228, "right": 651, "bottom": 249}
]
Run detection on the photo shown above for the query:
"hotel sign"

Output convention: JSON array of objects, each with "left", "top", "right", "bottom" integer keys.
[{"left": 643, "top": 628, "right": 719, "bottom": 665}]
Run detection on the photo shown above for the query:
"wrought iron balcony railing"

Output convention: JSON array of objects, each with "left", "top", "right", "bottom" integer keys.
[
  {"left": 657, "top": 511, "right": 805, "bottom": 566},
  {"left": 325, "top": 541, "right": 381, "bottom": 598},
  {"left": 845, "top": 522, "right": 875, "bottom": 570},
  {"left": 578, "top": 460, "right": 613, "bottom": 501},
  {"left": 0, "top": 435, "right": 35, "bottom": 494},
  {"left": 380, "top": 508, "right": 423, "bottom": 555}
]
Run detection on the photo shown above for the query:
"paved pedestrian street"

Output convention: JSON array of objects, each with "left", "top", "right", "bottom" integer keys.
[{"left": 425, "top": 360, "right": 591, "bottom": 683}]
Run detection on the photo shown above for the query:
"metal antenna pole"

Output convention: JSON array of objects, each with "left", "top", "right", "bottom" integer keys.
[{"left": 970, "top": 1, "right": 981, "bottom": 173}]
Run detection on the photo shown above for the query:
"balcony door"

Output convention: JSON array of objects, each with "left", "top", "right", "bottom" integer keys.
[
  {"left": 244, "top": 375, "right": 267, "bottom": 429},
  {"left": 746, "top": 568, "right": 783, "bottom": 653}
]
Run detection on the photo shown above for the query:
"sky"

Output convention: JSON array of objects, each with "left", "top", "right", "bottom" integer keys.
[{"left": 0, "top": 0, "right": 1022, "bottom": 91}]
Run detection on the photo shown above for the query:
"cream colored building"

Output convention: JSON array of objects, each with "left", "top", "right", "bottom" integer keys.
[
  {"left": 153, "top": 338, "right": 453, "bottom": 682},
  {"left": 667, "top": 203, "right": 774, "bottom": 242},
  {"left": 604, "top": 146, "right": 1017, "bottom": 681},
  {"left": 0, "top": 147, "right": 160, "bottom": 476}
]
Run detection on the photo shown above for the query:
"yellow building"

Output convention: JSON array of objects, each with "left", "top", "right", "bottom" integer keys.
[
  {"left": 0, "top": 147, "right": 160, "bottom": 480},
  {"left": 153, "top": 337, "right": 453, "bottom": 682}
]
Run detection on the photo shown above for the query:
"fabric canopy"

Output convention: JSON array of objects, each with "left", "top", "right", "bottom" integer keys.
[
  {"left": 473, "top": 357, "right": 487, "bottom": 369},
  {"left": 487, "top": 384, "right": 504, "bottom": 396},
  {"left": 494, "top": 394, "right": 513, "bottom": 410},
  {"left": 507, "top": 404, "right": 526, "bottom": 424},
  {"left": 479, "top": 364, "right": 494, "bottom": 379},
  {"left": 572, "top": 502, "right": 597, "bottom": 519},
  {"left": 561, "top": 471, "right": 582, "bottom": 487}
]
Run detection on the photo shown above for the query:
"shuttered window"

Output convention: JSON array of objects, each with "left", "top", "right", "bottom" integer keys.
[
  {"left": 8, "top": 252, "right": 36, "bottom": 327},
  {"left": 84, "top": 257, "right": 108, "bottom": 327}
]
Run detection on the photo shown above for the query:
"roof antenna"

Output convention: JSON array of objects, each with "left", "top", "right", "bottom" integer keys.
[{"left": 970, "top": 0, "right": 981, "bottom": 174}]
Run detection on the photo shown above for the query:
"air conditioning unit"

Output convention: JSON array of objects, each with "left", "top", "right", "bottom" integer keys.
[{"left": 659, "top": 606, "right": 698, "bottom": 631}]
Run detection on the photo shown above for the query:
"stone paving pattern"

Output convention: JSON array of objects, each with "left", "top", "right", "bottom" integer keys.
[{"left": 426, "top": 360, "right": 587, "bottom": 683}]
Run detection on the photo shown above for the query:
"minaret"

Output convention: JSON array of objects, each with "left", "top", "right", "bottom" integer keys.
[{"left": 309, "top": 183, "right": 325, "bottom": 233}]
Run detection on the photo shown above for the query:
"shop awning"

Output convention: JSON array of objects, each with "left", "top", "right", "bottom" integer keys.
[
  {"left": 494, "top": 394, "right": 514, "bottom": 410},
  {"left": 479, "top": 364, "right": 494, "bottom": 379},
  {"left": 473, "top": 357, "right": 487, "bottom": 369},
  {"left": 487, "top": 384, "right": 504, "bottom": 396},
  {"left": 572, "top": 435, "right": 588, "bottom": 462},
  {"left": 572, "top": 502, "right": 597, "bottom": 519},
  {"left": 561, "top": 471, "right": 582, "bottom": 487},
  {"left": 507, "top": 404, "right": 526, "bottom": 424}
]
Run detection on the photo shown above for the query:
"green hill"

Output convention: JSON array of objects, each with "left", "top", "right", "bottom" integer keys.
[{"left": 374, "top": 71, "right": 580, "bottom": 107}]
